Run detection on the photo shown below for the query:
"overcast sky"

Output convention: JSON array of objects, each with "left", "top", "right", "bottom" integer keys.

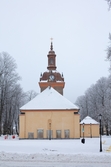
[{"left": 0, "top": 0, "right": 111, "bottom": 103}]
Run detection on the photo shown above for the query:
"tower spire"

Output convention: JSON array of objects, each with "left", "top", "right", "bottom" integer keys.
[{"left": 50, "top": 38, "right": 53, "bottom": 51}]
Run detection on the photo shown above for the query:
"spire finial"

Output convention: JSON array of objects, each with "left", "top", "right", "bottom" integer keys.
[{"left": 50, "top": 38, "right": 53, "bottom": 50}]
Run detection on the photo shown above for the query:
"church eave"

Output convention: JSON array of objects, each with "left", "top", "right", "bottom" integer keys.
[{"left": 20, "top": 108, "right": 79, "bottom": 112}]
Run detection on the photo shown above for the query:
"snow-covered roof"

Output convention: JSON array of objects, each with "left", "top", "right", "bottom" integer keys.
[
  {"left": 20, "top": 86, "right": 79, "bottom": 110},
  {"left": 80, "top": 116, "right": 99, "bottom": 124}
]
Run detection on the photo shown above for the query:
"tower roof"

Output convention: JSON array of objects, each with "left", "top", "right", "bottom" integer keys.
[
  {"left": 47, "top": 42, "right": 56, "bottom": 55},
  {"left": 47, "top": 42, "right": 56, "bottom": 71},
  {"left": 20, "top": 87, "right": 79, "bottom": 110},
  {"left": 50, "top": 41, "right": 53, "bottom": 51}
]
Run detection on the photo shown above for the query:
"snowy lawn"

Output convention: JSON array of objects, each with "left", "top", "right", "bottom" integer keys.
[{"left": 0, "top": 135, "right": 111, "bottom": 166}]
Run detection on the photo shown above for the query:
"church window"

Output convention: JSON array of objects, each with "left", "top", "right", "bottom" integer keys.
[
  {"left": 56, "top": 130, "right": 61, "bottom": 139},
  {"left": 47, "top": 130, "right": 53, "bottom": 139},
  {"left": 37, "top": 129, "right": 44, "bottom": 139},
  {"left": 28, "top": 132, "right": 34, "bottom": 139},
  {"left": 64, "top": 129, "right": 70, "bottom": 138}
]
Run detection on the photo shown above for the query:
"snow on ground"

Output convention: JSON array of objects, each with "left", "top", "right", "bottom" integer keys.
[{"left": 0, "top": 135, "right": 111, "bottom": 167}]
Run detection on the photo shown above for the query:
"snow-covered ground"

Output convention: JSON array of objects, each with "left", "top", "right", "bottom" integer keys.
[{"left": 0, "top": 135, "right": 111, "bottom": 167}]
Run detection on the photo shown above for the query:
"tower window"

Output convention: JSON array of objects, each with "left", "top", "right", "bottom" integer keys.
[{"left": 49, "top": 58, "right": 54, "bottom": 65}]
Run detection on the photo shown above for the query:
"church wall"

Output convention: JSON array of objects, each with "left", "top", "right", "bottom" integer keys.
[
  {"left": 19, "top": 115, "right": 25, "bottom": 138},
  {"left": 80, "top": 124, "right": 99, "bottom": 138},
  {"left": 20, "top": 110, "right": 80, "bottom": 139},
  {"left": 73, "top": 114, "right": 80, "bottom": 138},
  {"left": 51, "top": 111, "right": 75, "bottom": 138},
  {"left": 91, "top": 124, "right": 99, "bottom": 137}
]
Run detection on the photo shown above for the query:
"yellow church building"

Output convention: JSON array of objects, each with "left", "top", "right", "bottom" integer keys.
[{"left": 19, "top": 42, "right": 80, "bottom": 139}]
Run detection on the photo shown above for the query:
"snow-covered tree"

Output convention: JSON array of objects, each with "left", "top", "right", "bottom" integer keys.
[
  {"left": 25, "top": 90, "right": 38, "bottom": 102},
  {"left": 0, "top": 52, "right": 37, "bottom": 135},
  {"left": 0, "top": 52, "right": 20, "bottom": 134},
  {"left": 106, "top": 0, "right": 111, "bottom": 9},
  {"left": 75, "top": 77, "right": 111, "bottom": 134},
  {"left": 106, "top": 33, "right": 111, "bottom": 71}
]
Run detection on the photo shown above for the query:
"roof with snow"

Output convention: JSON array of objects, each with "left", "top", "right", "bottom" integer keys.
[
  {"left": 20, "top": 86, "right": 79, "bottom": 110},
  {"left": 80, "top": 116, "right": 99, "bottom": 124}
]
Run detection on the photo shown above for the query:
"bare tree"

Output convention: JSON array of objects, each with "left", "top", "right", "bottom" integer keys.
[
  {"left": 106, "top": 0, "right": 111, "bottom": 69},
  {"left": 0, "top": 52, "right": 21, "bottom": 135},
  {"left": 0, "top": 52, "right": 38, "bottom": 135},
  {"left": 106, "top": 34, "right": 111, "bottom": 71},
  {"left": 75, "top": 77, "right": 111, "bottom": 134},
  {"left": 26, "top": 90, "right": 38, "bottom": 102},
  {"left": 106, "top": 0, "right": 111, "bottom": 9},
  {"left": 75, "top": 95, "right": 88, "bottom": 120}
]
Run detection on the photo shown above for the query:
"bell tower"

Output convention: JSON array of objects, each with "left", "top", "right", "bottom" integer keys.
[{"left": 39, "top": 41, "right": 65, "bottom": 95}]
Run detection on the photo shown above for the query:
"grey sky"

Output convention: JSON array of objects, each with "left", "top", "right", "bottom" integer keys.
[{"left": 0, "top": 0, "right": 111, "bottom": 102}]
